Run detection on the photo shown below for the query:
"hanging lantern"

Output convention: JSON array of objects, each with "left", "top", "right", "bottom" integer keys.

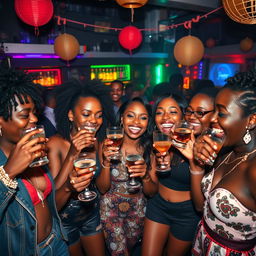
[
  {"left": 206, "top": 38, "right": 216, "bottom": 48},
  {"left": 116, "top": 0, "right": 148, "bottom": 22},
  {"left": 240, "top": 37, "right": 254, "bottom": 52},
  {"left": 118, "top": 26, "right": 142, "bottom": 54},
  {"left": 54, "top": 33, "right": 80, "bottom": 61},
  {"left": 115, "top": 0, "right": 148, "bottom": 8},
  {"left": 174, "top": 35, "right": 204, "bottom": 66},
  {"left": 15, "top": 0, "right": 53, "bottom": 29},
  {"left": 222, "top": 0, "right": 256, "bottom": 24}
]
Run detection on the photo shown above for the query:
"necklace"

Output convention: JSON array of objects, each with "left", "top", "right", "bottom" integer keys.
[
  {"left": 215, "top": 148, "right": 256, "bottom": 181},
  {"left": 25, "top": 176, "right": 45, "bottom": 208}
]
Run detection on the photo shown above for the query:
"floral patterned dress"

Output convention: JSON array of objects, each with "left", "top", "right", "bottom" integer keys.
[
  {"left": 192, "top": 170, "right": 256, "bottom": 256},
  {"left": 100, "top": 160, "right": 147, "bottom": 256}
]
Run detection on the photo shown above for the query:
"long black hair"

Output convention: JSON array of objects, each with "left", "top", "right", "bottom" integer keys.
[
  {"left": 152, "top": 93, "right": 188, "bottom": 165},
  {"left": 54, "top": 79, "right": 115, "bottom": 142},
  {"left": 0, "top": 68, "right": 43, "bottom": 120},
  {"left": 117, "top": 97, "right": 153, "bottom": 171}
]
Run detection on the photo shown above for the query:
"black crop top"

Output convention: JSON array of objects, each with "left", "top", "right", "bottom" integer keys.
[{"left": 158, "top": 160, "right": 190, "bottom": 191}]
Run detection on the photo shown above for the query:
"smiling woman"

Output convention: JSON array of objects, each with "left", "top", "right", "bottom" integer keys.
[
  {"left": 0, "top": 68, "right": 69, "bottom": 256},
  {"left": 191, "top": 70, "right": 256, "bottom": 255},
  {"left": 97, "top": 97, "right": 157, "bottom": 255},
  {"left": 47, "top": 79, "right": 115, "bottom": 256}
]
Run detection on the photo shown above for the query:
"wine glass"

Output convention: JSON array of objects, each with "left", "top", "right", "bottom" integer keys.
[
  {"left": 172, "top": 120, "right": 193, "bottom": 148},
  {"left": 125, "top": 153, "right": 143, "bottom": 193},
  {"left": 200, "top": 127, "right": 226, "bottom": 166},
  {"left": 22, "top": 125, "right": 49, "bottom": 168},
  {"left": 153, "top": 130, "right": 172, "bottom": 172},
  {"left": 73, "top": 152, "right": 97, "bottom": 202},
  {"left": 106, "top": 126, "right": 124, "bottom": 160}
]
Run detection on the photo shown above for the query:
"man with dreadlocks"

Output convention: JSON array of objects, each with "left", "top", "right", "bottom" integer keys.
[
  {"left": 0, "top": 68, "right": 87, "bottom": 255},
  {"left": 47, "top": 79, "right": 115, "bottom": 255}
]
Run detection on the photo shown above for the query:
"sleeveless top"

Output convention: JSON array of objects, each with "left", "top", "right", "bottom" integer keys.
[
  {"left": 201, "top": 170, "right": 256, "bottom": 240},
  {"left": 109, "top": 160, "right": 142, "bottom": 195},
  {"left": 158, "top": 160, "right": 191, "bottom": 191}
]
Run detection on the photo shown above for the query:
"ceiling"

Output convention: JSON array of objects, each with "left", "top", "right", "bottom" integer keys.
[{"left": 148, "top": 0, "right": 220, "bottom": 12}]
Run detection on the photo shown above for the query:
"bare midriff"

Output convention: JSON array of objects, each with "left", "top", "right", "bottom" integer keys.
[{"left": 159, "top": 183, "right": 191, "bottom": 202}]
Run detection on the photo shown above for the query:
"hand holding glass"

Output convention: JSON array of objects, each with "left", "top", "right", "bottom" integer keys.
[
  {"left": 153, "top": 130, "right": 172, "bottom": 172},
  {"left": 125, "top": 154, "right": 143, "bottom": 193},
  {"left": 172, "top": 121, "right": 193, "bottom": 149},
  {"left": 73, "top": 153, "right": 97, "bottom": 202},
  {"left": 106, "top": 126, "right": 124, "bottom": 160},
  {"left": 22, "top": 125, "right": 49, "bottom": 168},
  {"left": 201, "top": 128, "right": 226, "bottom": 166}
]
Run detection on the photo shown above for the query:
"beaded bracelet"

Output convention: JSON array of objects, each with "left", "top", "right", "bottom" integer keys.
[
  {"left": 0, "top": 165, "right": 18, "bottom": 189},
  {"left": 101, "top": 161, "right": 110, "bottom": 169},
  {"left": 189, "top": 168, "right": 205, "bottom": 175}
]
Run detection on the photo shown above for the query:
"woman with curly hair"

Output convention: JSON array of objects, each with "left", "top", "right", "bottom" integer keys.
[
  {"left": 47, "top": 79, "right": 115, "bottom": 256},
  {"left": 98, "top": 97, "right": 157, "bottom": 255},
  {"left": 0, "top": 68, "right": 86, "bottom": 255},
  {"left": 191, "top": 70, "right": 256, "bottom": 255}
]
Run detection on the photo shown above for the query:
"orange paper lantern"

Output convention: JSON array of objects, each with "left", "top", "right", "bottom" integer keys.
[
  {"left": 174, "top": 36, "right": 204, "bottom": 66},
  {"left": 115, "top": 0, "right": 148, "bottom": 8},
  {"left": 206, "top": 38, "right": 216, "bottom": 48},
  {"left": 54, "top": 33, "right": 80, "bottom": 61},
  {"left": 240, "top": 37, "right": 254, "bottom": 52},
  {"left": 222, "top": 0, "right": 256, "bottom": 24}
]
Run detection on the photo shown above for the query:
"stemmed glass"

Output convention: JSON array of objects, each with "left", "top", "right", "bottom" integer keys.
[
  {"left": 153, "top": 130, "right": 172, "bottom": 172},
  {"left": 125, "top": 153, "right": 143, "bottom": 193},
  {"left": 106, "top": 126, "right": 124, "bottom": 160},
  {"left": 73, "top": 152, "right": 97, "bottom": 202}
]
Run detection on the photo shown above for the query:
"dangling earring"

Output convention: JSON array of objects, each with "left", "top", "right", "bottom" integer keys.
[
  {"left": 243, "top": 128, "right": 252, "bottom": 144},
  {"left": 0, "top": 127, "right": 2, "bottom": 136}
]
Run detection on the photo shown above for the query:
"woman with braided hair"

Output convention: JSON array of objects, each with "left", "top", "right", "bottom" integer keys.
[
  {"left": 0, "top": 68, "right": 80, "bottom": 255},
  {"left": 47, "top": 79, "right": 115, "bottom": 255},
  {"left": 190, "top": 70, "right": 256, "bottom": 255}
]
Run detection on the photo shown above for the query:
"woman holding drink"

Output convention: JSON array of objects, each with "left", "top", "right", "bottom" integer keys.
[
  {"left": 0, "top": 69, "right": 76, "bottom": 255},
  {"left": 98, "top": 98, "right": 157, "bottom": 255},
  {"left": 47, "top": 79, "right": 114, "bottom": 255},
  {"left": 190, "top": 71, "right": 256, "bottom": 255},
  {"left": 142, "top": 94, "right": 201, "bottom": 256}
]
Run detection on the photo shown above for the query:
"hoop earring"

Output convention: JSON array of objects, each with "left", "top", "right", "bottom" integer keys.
[{"left": 243, "top": 128, "right": 251, "bottom": 144}]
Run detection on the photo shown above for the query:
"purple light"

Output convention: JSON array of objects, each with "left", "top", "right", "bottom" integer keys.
[{"left": 10, "top": 54, "right": 83, "bottom": 59}]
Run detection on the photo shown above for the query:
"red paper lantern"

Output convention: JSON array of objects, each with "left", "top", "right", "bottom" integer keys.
[
  {"left": 118, "top": 26, "right": 142, "bottom": 54},
  {"left": 15, "top": 0, "right": 53, "bottom": 27}
]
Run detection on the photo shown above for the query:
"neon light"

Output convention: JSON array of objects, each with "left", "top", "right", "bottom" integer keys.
[{"left": 154, "top": 64, "right": 164, "bottom": 85}]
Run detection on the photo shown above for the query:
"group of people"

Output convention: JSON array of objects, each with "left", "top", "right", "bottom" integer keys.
[{"left": 0, "top": 67, "right": 255, "bottom": 256}]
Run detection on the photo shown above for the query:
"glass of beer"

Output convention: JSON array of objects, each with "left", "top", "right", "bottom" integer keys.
[
  {"left": 106, "top": 126, "right": 124, "bottom": 160},
  {"left": 22, "top": 125, "right": 49, "bottom": 168},
  {"left": 172, "top": 120, "right": 193, "bottom": 149},
  {"left": 73, "top": 152, "right": 97, "bottom": 202},
  {"left": 200, "top": 127, "right": 226, "bottom": 166},
  {"left": 153, "top": 130, "right": 172, "bottom": 172},
  {"left": 125, "top": 154, "right": 143, "bottom": 193}
]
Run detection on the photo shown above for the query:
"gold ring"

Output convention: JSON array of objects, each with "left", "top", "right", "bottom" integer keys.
[{"left": 70, "top": 179, "right": 75, "bottom": 184}]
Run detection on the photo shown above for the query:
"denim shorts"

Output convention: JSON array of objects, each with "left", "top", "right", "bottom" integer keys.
[
  {"left": 60, "top": 197, "right": 102, "bottom": 245},
  {"left": 146, "top": 193, "right": 201, "bottom": 241},
  {"left": 37, "top": 218, "right": 69, "bottom": 256}
]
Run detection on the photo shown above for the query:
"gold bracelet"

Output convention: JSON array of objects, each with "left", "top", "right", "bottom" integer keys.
[
  {"left": 101, "top": 161, "right": 110, "bottom": 169},
  {"left": 0, "top": 165, "right": 18, "bottom": 189},
  {"left": 189, "top": 167, "right": 205, "bottom": 175}
]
